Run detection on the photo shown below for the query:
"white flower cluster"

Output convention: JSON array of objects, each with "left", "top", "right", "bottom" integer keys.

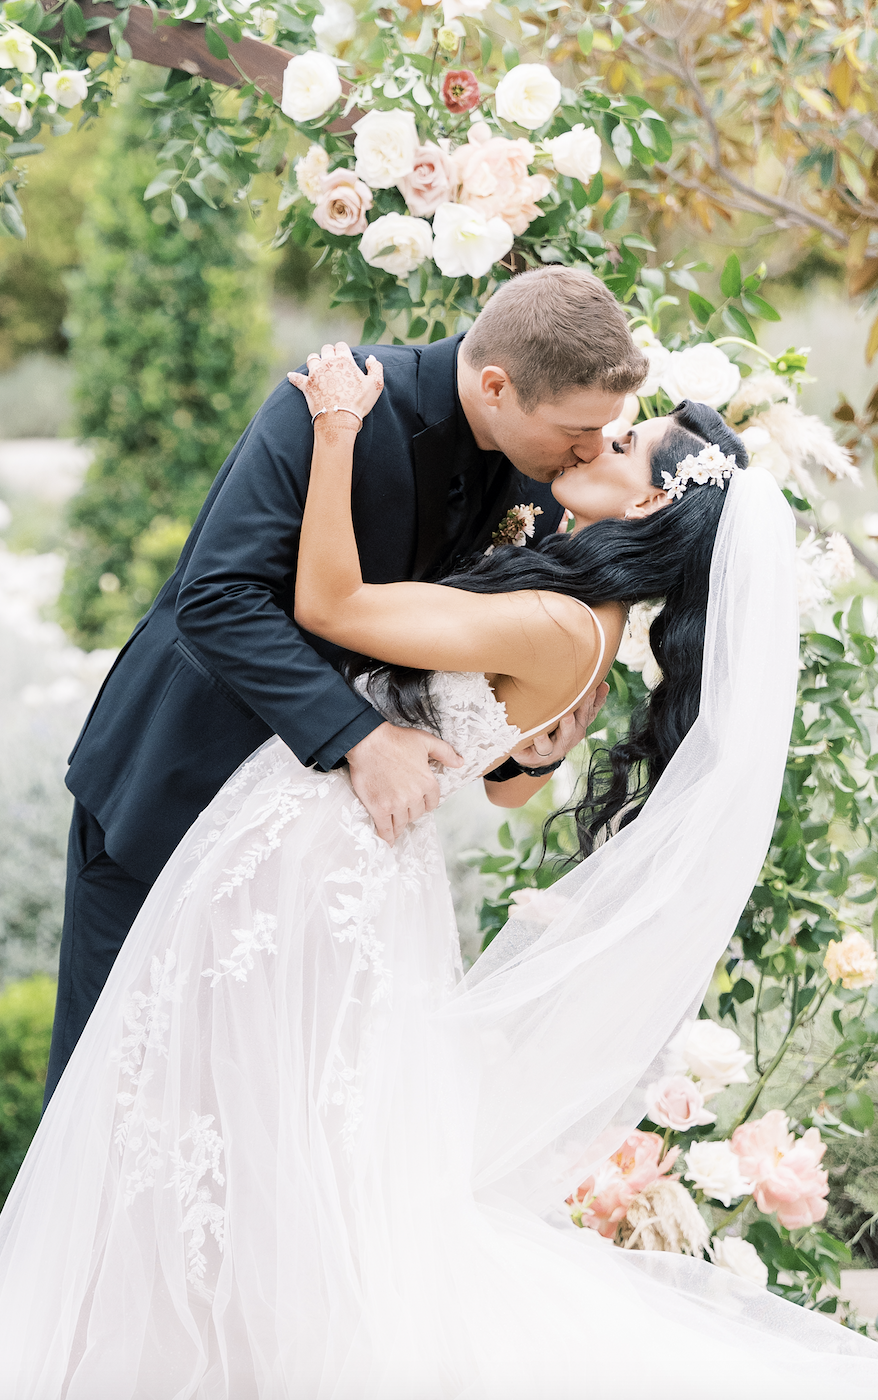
[
  {"left": 0, "top": 29, "right": 88, "bottom": 134},
  {"left": 280, "top": 51, "right": 589, "bottom": 281},
  {"left": 796, "top": 529, "right": 855, "bottom": 616},
  {"left": 661, "top": 442, "right": 738, "bottom": 501},
  {"left": 726, "top": 371, "right": 860, "bottom": 497}
]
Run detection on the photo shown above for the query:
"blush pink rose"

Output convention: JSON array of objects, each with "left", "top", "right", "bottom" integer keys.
[
  {"left": 569, "top": 1130, "right": 679, "bottom": 1238},
  {"left": 312, "top": 168, "right": 373, "bottom": 236},
  {"left": 452, "top": 124, "right": 551, "bottom": 236},
  {"left": 731, "top": 1110, "right": 829, "bottom": 1229},
  {"left": 646, "top": 1075, "right": 716, "bottom": 1131},
  {"left": 397, "top": 141, "right": 455, "bottom": 217}
]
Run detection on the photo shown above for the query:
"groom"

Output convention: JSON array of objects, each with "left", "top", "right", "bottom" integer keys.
[{"left": 44, "top": 265, "right": 647, "bottom": 1102}]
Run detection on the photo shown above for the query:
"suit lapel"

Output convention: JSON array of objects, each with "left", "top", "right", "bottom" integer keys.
[
  {"left": 411, "top": 415, "right": 459, "bottom": 580},
  {"left": 410, "top": 334, "right": 465, "bottom": 581}
]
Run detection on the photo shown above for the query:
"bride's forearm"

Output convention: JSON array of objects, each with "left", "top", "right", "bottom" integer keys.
[{"left": 295, "top": 418, "right": 364, "bottom": 633}]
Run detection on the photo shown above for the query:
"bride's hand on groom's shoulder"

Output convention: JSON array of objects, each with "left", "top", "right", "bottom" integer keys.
[{"left": 288, "top": 342, "right": 384, "bottom": 427}]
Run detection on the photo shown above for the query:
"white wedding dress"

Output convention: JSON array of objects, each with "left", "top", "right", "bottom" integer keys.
[{"left": 0, "top": 468, "right": 877, "bottom": 1397}]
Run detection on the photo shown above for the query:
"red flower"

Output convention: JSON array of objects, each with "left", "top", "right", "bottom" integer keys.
[{"left": 442, "top": 70, "right": 480, "bottom": 114}]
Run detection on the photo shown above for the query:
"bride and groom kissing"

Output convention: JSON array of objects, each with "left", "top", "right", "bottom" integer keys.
[{"left": 3, "top": 263, "right": 877, "bottom": 1397}]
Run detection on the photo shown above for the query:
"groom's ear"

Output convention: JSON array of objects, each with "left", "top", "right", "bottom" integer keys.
[{"left": 479, "top": 364, "right": 514, "bottom": 408}]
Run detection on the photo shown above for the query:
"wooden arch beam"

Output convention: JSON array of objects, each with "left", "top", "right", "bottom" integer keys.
[{"left": 39, "top": 1, "right": 294, "bottom": 102}]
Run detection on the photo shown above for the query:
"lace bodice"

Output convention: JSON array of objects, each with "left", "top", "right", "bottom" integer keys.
[{"left": 355, "top": 671, "right": 520, "bottom": 804}]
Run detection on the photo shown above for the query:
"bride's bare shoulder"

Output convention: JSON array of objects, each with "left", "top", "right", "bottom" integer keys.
[{"left": 534, "top": 592, "right": 626, "bottom": 658}]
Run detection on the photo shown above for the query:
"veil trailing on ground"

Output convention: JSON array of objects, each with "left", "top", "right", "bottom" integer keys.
[{"left": 452, "top": 466, "right": 800, "bottom": 1210}]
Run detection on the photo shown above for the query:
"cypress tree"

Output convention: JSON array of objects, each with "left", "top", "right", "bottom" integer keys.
[{"left": 61, "top": 68, "right": 271, "bottom": 648}]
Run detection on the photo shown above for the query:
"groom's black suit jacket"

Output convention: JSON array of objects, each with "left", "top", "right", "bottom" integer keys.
[{"left": 66, "top": 334, "right": 563, "bottom": 886}]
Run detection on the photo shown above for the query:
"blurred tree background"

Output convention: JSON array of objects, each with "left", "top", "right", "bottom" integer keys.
[{"left": 59, "top": 71, "right": 271, "bottom": 648}]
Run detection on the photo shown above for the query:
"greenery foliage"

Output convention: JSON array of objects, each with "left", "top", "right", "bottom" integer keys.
[
  {"left": 0, "top": 975, "right": 53, "bottom": 1207},
  {"left": 60, "top": 69, "right": 271, "bottom": 648},
  {"left": 470, "top": 598, "right": 878, "bottom": 1305}
]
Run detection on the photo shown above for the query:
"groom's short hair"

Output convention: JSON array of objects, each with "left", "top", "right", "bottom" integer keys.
[{"left": 462, "top": 266, "right": 647, "bottom": 411}]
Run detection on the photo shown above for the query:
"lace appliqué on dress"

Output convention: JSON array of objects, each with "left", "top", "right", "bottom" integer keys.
[{"left": 202, "top": 910, "right": 278, "bottom": 987}]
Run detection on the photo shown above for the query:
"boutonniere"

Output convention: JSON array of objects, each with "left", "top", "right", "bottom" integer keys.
[{"left": 485, "top": 503, "right": 543, "bottom": 556}]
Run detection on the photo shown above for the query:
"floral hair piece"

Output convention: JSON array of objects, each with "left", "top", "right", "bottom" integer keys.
[{"left": 661, "top": 443, "right": 739, "bottom": 501}]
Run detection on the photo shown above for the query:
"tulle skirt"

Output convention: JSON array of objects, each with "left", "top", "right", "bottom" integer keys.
[{"left": 0, "top": 737, "right": 875, "bottom": 1399}]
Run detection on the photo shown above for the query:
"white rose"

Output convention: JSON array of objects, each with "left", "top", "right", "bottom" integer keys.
[
  {"left": 684, "top": 1141, "right": 752, "bottom": 1208},
  {"left": 659, "top": 343, "right": 741, "bottom": 410},
  {"left": 294, "top": 143, "right": 330, "bottom": 202},
  {"left": 42, "top": 69, "right": 89, "bottom": 109},
  {"left": 312, "top": 0, "right": 357, "bottom": 49},
  {"left": 360, "top": 212, "right": 433, "bottom": 276},
  {"left": 711, "top": 1235, "right": 769, "bottom": 1287},
  {"left": 0, "top": 33, "right": 36, "bottom": 73},
  {"left": 508, "top": 888, "right": 570, "bottom": 924},
  {"left": 495, "top": 63, "right": 561, "bottom": 131},
  {"left": 281, "top": 51, "right": 342, "bottom": 124},
  {"left": 824, "top": 931, "right": 878, "bottom": 990},
  {"left": 616, "top": 600, "right": 663, "bottom": 691},
  {"left": 443, "top": 0, "right": 490, "bottom": 17},
  {"left": 738, "top": 425, "right": 771, "bottom": 456},
  {"left": 544, "top": 123, "right": 601, "bottom": 183},
  {"left": 631, "top": 324, "right": 671, "bottom": 399},
  {"left": 431, "top": 201, "right": 513, "bottom": 278},
  {"left": 665, "top": 1019, "right": 751, "bottom": 1098},
  {"left": 353, "top": 108, "right": 418, "bottom": 189},
  {"left": 0, "top": 86, "right": 32, "bottom": 133}
]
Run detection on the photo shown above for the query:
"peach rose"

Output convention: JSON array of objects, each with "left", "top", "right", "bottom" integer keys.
[
  {"left": 397, "top": 141, "right": 455, "bottom": 217},
  {"left": 452, "top": 124, "right": 551, "bottom": 236},
  {"left": 730, "top": 1110, "right": 829, "bottom": 1230},
  {"left": 312, "top": 168, "right": 373, "bottom": 236},
  {"left": 569, "top": 1130, "right": 679, "bottom": 1238}
]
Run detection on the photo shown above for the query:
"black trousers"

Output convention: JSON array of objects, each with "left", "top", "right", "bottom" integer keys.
[{"left": 43, "top": 801, "right": 152, "bottom": 1109}]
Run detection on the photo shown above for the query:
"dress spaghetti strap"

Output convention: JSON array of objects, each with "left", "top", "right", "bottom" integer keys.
[{"left": 515, "top": 599, "right": 607, "bottom": 742}]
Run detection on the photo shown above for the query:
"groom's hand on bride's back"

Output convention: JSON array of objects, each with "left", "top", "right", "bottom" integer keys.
[{"left": 346, "top": 724, "right": 463, "bottom": 843}]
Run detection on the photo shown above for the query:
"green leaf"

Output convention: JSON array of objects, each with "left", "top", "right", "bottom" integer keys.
[
  {"left": 720, "top": 253, "right": 742, "bottom": 299},
  {"left": 602, "top": 192, "right": 630, "bottom": 230},
  {"left": 742, "top": 292, "right": 781, "bottom": 322},
  {"left": 842, "top": 1090, "right": 875, "bottom": 1131},
  {"left": 143, "top": 172, "right": 177, "bottom": 200},
  {"left": 585, "top": 171, "right": 603, "bottom": 205},
  {"left": 689, "top": 292, "right": 715, "bottom": 325},
  {"left": 429, "top": 321, "right": 446, "bottom": 343},
  {"left": 732, "top": 977, "right": 755, "bottom": 1003},
  {"left": 407, "top": 316, "right": 428, "bottom": 338},
  {"left": 0, "top": 202, "right": 26, "bottom": 239},
  {"left": 497, "top": 823, "right": 514, "bottom": 850},
  {"left": 5, "top": 0, "right": 43, "bottom": 33},
  {"left": 722, "top": 305, "right": 757, "bottom": 343},
  {"left": 502, "top": 43, "right": 519, "bottom": 71},
  {"left": 62, "top": 0, "right": 88, "bottom": 41},
  {"left": 760, "top": 985, "right": 785, "bottom": 1011},
  {"left": 577, "top": 22, "right": 594, "bottom": 55},
  {"left": 171, "top": 190, "right": 188, "bottom": 222},
  {"left": 204, "top": 24, "right": 230, "bottom": 60},
  {"left": 5, "top": 140, "right": 44, "bottom": 157}
]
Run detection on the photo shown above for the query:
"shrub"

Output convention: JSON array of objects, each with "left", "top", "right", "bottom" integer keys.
[
  {"left": 0, "top": 976, "right": 55, "bottom": 1206},
  {"left": 60, "top": 67, "right": 272, "bottom": 649}
]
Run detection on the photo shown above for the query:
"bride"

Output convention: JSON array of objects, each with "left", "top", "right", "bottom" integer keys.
[{"left": 0, "top": 344, "right": 876, "bottom": 1399}]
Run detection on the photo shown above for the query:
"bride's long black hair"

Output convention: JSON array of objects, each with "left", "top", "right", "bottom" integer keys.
[{"left": 346, "top": 400, "right": 748, "bottom": 857}]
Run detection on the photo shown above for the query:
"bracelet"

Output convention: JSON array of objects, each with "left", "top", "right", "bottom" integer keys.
[
  {"left": 311, "top": 405, "right": 363, "bottom": 431},
  {"left": 486, "top": 755, "right": 565, "bottom": 783}
]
